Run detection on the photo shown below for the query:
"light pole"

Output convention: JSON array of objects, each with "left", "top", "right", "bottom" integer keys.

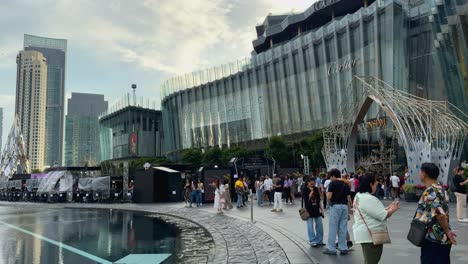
[{"left": 301, "top": 154, "right": 310, "bottom": 176}]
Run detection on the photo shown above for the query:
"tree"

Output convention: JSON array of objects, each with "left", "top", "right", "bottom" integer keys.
[
  {"left": 202, "top": 147, "right": 223, "bottom": 167},
  {"left": 31, "top": 169, "right": 42, "bottom": 173},
  {"left": 306, "top": 130, "right": 326, "bottom": 171},
  {"left": 264, "top": 136, "right": 292, "bottom": 167},
  {"left": 220, "top": 147, "right": 253, "bottom": 166},
  {"left": 181, "top": 148, "right": 203, "bottom": 169}
]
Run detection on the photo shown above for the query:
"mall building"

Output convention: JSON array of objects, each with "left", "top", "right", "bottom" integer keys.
[{"left": 161, "top": 0, "right": 468, "bottom": 160}]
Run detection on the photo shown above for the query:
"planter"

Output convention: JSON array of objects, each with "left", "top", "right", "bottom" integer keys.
[{"left": 404, "top": 193, "right": 419, "bottom": 202}]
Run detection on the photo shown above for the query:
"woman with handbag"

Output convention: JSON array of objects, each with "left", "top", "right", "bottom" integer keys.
[
  {"left": 302, "top": 177, "right": 325, "bottom": 247},
  {"left": 353, "top": 173, "right": 400, "bottom": 264}
]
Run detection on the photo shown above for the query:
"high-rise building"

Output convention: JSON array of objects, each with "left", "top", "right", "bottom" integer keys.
[
  {"left": 64, "top": 93, "right": 108, "bottom": 166},
  {"left": 24, "top": 34, "right": 67, "bottom": 167},
  {"left": 15, "top": 50, "right": 48, "bottom": 171},
  {"left": 0, "top": 108, "right": 3, "bottom": 150}
]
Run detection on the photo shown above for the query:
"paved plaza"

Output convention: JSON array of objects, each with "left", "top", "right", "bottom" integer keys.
[{"left": 0, "top": 200, "right": 466, "bottom": 264}]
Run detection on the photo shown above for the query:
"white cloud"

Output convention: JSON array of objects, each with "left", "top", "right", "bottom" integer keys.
[
  {"left": 0, "top": 0, "right": 318, "bottom": 102},
  {"left": 1, "top": 0, "right": 317, "bottom": 73}
]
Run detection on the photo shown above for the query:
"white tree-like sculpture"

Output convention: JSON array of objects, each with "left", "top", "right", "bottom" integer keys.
[
  {"left": 323, "top": 76, "right": 468, "bottom": 184},
  {"left": 0, "top": 117, "right": 30, "bottom": 179}
]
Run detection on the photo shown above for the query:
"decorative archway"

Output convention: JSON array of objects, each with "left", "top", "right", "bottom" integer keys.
[{"left": 322, "top": 76, "right": 468, "bottom": 184}]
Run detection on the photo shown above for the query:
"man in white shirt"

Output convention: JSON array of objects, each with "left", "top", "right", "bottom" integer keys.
[
  {"left": 263, "top": 175, "right": 273, "bottom": 205},
  {"left": 390, "top": 173, "right": 400, "bottom": 200}
]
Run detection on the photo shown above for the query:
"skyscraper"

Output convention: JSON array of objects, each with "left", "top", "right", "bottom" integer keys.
[
  {"left": 15, "top": 50, "right": 48, "bottom": 171},
  {"left": 24, "top": 34, "right": 67, "bottom": 167},
  {"left": 65, "top": 93, "right": 108, "bottom": 166}
]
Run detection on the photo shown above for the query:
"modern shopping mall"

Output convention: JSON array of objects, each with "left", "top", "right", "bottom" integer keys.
[{"left": 161, "top": 0, "right": 468, "bottom": 160}]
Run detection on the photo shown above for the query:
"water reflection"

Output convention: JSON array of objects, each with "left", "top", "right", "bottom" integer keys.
[{"left": 0, "top": 208, "right": 179, "bottom": 264}]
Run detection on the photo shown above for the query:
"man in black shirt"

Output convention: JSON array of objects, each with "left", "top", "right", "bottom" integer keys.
[
  {"left": 323, "top": 168, "right": 351, "bottom": 256},
  {"left": 453, "top": 167, "right": 468, "bottom": 222},
  {"left": 271, "top": 175, "right": 284, "bottom": 213}
]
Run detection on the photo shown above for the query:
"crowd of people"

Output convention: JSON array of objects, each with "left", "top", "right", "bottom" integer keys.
[{"left": 181, "top": 163, "right": 466, "bottom": 263}]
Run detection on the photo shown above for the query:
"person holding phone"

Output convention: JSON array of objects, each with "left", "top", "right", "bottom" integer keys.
[
  {"left": 302, "top": 177, "right": 325, "bottom": 247},
  {"left": 353, "top": 173, "right": 400, "bottom": 264}
]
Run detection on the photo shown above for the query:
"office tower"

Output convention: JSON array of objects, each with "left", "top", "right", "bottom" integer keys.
[
  {"left": 15, "top": 50, "right": 48, "bottom": 171},
  {"left": 24, "top": 34, "right": 67, "bottom": 167},
  {"left": 65, "top": 93, "right": 108, "bottom": 166}
]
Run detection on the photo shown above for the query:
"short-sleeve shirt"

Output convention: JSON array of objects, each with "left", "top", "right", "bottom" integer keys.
[
  {"left": 327, "top": 180, "right": 350, "bottom": 205},
  {"left": 274, "top": 179, "right": 283, "bottom": 192},
  {"left": 415, "top": 184, "right": 451, "bottom": 245},
  {"left": 453, "top": 175, "right": 466, "bottom": 194},
  {"left": 234, "top": 180, "right": 244, "bottom": 190},
  {"left": 315, "top": 177, "right": 322, "bottom": 188},
  {"left": 263, "top": 178, "right": 272, "bottom": 190},
  {"left": 353, "top": 192, "right": 388, "bottom": 243},
  {"left": 390, "top": 175, "right": 400, "bottom": 188},
  {"left": 324, "top": 179, "right": 331, "bottom": 192}
]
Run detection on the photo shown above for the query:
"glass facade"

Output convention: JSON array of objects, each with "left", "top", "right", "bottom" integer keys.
[
  {"left": 64, "top": 93, "right": 108, "bottom": 166},
  {"left": 161, "top": 0, "right": 468, "bottom": 159},
  {"left": 99, "top": 106, "right": 164, "bottom": 161},
  {"left": 24, "top": 34, "right": 67, "bottom": 167}
]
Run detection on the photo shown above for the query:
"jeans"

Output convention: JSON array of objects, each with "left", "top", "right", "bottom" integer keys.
[
  {"left": 190, "top": 191, "right": 197, "bottom": 206},
  {"left": 385, "top": 186, "right": 391, "bottom": 199},
  {"left": 306, "top": 217, "right": 323, "bottom": 244},
  {"left": 196, "top": 190, "right": 203, "bottom": 205},
  {"left": 274, "top": 192, "right": 282, "bottom": 210},
  {"left": 236, "top": 193, "right": 243, "bottom": 207},
  {"left": 327, "top": 204, "right": 348, "bottom": 252},
  {"left": 421, "top": 239, "right": 451, "bottom": 264},
  {"left": 257, "top": 189, "right": 263, "bottom": 206}
]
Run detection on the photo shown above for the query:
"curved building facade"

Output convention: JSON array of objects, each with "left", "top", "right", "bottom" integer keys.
[{"left": 161, "top": 0, "right": 468, "bottom": 158}]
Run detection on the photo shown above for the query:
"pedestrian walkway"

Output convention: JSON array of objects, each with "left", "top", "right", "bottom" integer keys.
[{"left": 204, "top": 199, "right": 468, "bottom": 264}]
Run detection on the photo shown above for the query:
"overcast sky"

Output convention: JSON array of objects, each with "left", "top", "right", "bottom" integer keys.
[{"left": 0, "top": 0, "right": 317, "bottom": 149}]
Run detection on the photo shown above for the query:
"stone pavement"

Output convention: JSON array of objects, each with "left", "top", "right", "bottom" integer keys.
[{"left": 198, "top": 198, "right": 468, "bottom": 264}]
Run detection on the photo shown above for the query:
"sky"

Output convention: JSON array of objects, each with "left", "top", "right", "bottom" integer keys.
[{"left": 0, "top": 0, "right": 317, "bottom": 149}]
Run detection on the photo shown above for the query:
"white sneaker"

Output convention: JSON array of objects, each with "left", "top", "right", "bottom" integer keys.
[{"left": 458, "top": 218, "right": 468, "bottom": 223}]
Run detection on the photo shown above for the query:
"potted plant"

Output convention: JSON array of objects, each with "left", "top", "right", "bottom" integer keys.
[{"left": 403, "top": 184, "right": 419, "bottom": 202}]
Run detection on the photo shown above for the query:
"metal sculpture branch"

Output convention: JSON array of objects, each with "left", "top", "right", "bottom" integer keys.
[{"left": 322, "top": 76, "right": 468, "bottom": 184}]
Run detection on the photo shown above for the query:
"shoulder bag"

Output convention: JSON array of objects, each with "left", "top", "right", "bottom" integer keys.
[
  {"left": 299, "top": 190, "right": 309, "bottom": 221},
  {"left": 355, "top": 198, "right": 391, "bottom": 245},
  {"left": 407, "top": 211, "right": 434, "bottom": 247}
]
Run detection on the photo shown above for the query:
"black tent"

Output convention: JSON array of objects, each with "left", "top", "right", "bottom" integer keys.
[{"left": 134, "top": 167, "right": 183, "bottom": 203}]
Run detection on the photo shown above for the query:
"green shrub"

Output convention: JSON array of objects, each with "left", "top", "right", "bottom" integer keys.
[{"left": 403, "top": 184, "right": 415, "bottom": 194}]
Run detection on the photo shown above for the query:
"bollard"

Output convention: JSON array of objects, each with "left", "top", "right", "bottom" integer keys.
[{"left": 250, "top": 193, "right": 254, "bottom": 223}]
